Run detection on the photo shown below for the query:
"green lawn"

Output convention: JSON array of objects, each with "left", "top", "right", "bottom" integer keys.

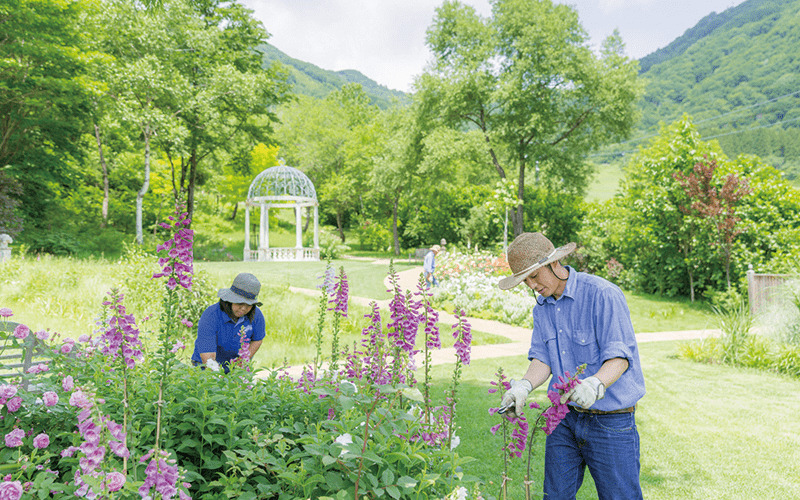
[
  {"left": 586, "top": 162, "right": 625, "bottom": 202},
  {"left": 197, "top": 258, "right": 418, "bottom": 301},
  {"left": 435, "top": 340, "right": 800, "bottom": 499}
]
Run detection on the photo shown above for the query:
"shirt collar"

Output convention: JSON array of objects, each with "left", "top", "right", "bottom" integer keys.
[{"left": 543, "top": 265, "right": 576, "bottom": 304}]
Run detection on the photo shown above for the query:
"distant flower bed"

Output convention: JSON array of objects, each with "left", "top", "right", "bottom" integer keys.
[{"left": 433, "top": 249, "right": 535, "bottom": 328}]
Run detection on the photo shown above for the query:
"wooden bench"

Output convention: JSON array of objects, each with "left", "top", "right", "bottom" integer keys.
[{"left": 0, "top": 321, "right": 46, "bottom": 390}]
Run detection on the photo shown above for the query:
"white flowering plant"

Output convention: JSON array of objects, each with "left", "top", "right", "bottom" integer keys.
[{"left": 432, "top": 249, "right": 537, "bottom": 328}]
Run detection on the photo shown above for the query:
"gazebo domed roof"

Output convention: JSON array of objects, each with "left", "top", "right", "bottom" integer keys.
[{"left": 247, "top": 165, "right": 317, "bottom": 202}]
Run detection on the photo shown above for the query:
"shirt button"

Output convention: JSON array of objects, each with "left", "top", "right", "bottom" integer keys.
[
  {"left": 557, "top": 308, "right": 560, "bottom": 312},
  {"left": 559, "top": 329, "right": 563, "bottom": 333},
  {"left": 561, "top": 350, "right": 566, "bottom": 354}
]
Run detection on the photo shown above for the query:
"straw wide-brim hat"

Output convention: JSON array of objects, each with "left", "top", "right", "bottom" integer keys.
[
  {"left": 218, "top": 272, "right": 261, "bottom": 305},
  {"left": 431, "top": 244, "right": 442, "bottom": 252},
  {"left": 498, "top": 232, "right": 576, "bottom": 290}
]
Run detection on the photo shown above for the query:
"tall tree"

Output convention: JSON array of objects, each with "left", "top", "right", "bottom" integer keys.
[
  {"left": 278, "top": 84, "right": 382, "bottom": 242},
  {"left": 99, "top": 0, "right": 289, "bottom": 234},
  {"left": 418, "top": 0, "right": 641, "bottom": 235},
  {"left": 0, "top": 0, "right": 101, "bottom": 236}
]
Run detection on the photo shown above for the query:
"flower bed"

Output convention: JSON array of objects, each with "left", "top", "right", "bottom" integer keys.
[
  {"left": 0, "top": 206, "right": 486, "bottom": 499},
  {"left": 432, "top": 249, "right": 536, "bottom": 328}
]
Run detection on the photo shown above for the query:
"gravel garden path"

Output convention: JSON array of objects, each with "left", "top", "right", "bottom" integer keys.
[{"left": 286, "top": 262, "right": 721, "bottom": 370}]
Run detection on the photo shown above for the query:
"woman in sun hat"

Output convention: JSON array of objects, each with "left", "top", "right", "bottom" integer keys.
[
  {"left": 191, "top": 272, "right": 266, "bottom": 374},
  {"left": 495, "top": 232, "right": 646, "bottom": 499}
]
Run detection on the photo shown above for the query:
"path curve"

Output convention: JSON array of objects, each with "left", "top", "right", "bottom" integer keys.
[{"left": 282, "top": 264, "right": 720, "bottom": 372}]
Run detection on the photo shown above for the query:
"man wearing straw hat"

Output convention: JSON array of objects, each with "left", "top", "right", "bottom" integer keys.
[
  {"left": 423, "top": 244, "right": 442, "bottom": 288},
  {"left": 191, "top": 272, "right": 266, "bottom": 374},
  {"left": 496, "top": 232, "right": 645, "bottom": 500}
]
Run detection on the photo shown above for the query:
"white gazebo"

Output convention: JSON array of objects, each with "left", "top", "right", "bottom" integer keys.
[{"left": 244, "top": 165, "right": 320, "bottom": 261}]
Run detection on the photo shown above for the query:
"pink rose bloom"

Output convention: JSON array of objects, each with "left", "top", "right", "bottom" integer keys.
[
  {"left": 42, "top": 391, "right": 58, "bottom": 407},
  {"left": 4, "top": 429, "right": 24, "bottom": 448},
  {"left": 0, "top": 308, "right": 12, "bottom": 318},
  {"left": 78, "top": 335, "right": 90, "bottom": 343},
  {"left": 26, "top": 363, "right": 49, "bottom": 375},
  {"left": 32, "top": 433, "right": 49, "bottom": 449},
  {"left": 0, "top": 385, "right": 17, "bottom": 400},
  {"left": 62, "top": 376, "right": 74, "bottom": 392},
  {"left": 5, "top": 397, "right": 21, "bottom": 413},
  {"left": 105, "top": 471, "right": 126, "bottom": 492},
  {"left": 180, "top": 318, "right": 193, "bottom": 328},
  {"left": 34, "top": 330, "right": 48, "bottom": 341},
  {"left": 69, "top": 391, "right": 92, "bottom": 409},
  {"left": 0, "top": 480, "right": 23, "bottom": 500},
  {"left": 12, "top": 324, "right": 28, "bottom": 340},
  {"left": 60, "top": 343, "right": 72, "bottom": 354}
]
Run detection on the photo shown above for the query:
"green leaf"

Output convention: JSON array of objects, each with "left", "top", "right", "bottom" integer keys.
[
  {"left": 386, "top": 484, "right": 401, "bottom": 499},
  {"left": 396, "top": 476, "right": 417, "bottom": 488},
  {"left": 322, "top": 454, "right": 337, "bottom": 466},
  {"left": 381, "top": 469, "right": 394, "bottom": 485},
  {"left": 401, "top": 387, "right": 423, "bottom": 402}
]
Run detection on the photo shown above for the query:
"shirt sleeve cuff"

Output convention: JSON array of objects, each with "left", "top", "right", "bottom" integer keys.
[{"left": 600, "top": 341, "right": 633, "bottom": 364}]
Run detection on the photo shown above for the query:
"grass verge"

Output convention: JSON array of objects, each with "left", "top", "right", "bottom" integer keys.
[{"left": 436, "top": 340, "right": 800, "bottom": 499}]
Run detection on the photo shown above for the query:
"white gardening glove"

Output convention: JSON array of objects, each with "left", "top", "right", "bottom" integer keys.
[
  {"left": 561, "top": 376, "right": 605, "bottom": 409},
  {"left": 205, "top": 358, "right": 221, "bottom": 372},
  {"left": 499, "top": 379, "right": 533, "bottom": 418}
]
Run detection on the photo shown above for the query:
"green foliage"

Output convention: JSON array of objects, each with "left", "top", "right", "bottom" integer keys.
[
  {"left": 635, "top": 0, "right": 800, "bottom": 179},
  {"left": 523, "top": 186, "right": 586, "bottom": 247},
  {"left": 588, "top": 115, "right": 800, "bottom": 298},
  {"left": 353, "top": 217, "right": 393, "bottom": 252},
  {"left": 257, "top": 43, "right": 409, "bottom": 109},
  {"left": 419, "top": 0, "right": 642, "bottom": 233}
]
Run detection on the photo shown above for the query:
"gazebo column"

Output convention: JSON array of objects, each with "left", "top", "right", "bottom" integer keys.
[
  {"left": 259, "top": 204, "right": 269, "bottom": 261},
  {"left": 314, "top": 206, "right": 319, "bottom": 250},
  {"left": 244, "top": 205, "right": 250, "bottom": 260}
]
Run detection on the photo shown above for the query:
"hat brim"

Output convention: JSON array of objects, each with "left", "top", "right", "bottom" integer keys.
[
  {"left": 497, "top": 242, "right": 576, "bottom": 290},
  {"left": 218, "top": 288, "right": 259, "bottom": 305}
]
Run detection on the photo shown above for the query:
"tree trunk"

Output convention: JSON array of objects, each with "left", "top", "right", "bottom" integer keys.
[
  {"left": 94, "top": 123, "right": 109, "bottom": 227},
  {"left": 136, "top": 125, "right": 152, "bottom": 245},
  {"left": 392, "top": 195, "right": 400, "bottom": 256},
  {"left": 303, "top": 207, "right": 311, "bottom": 232},
  {"left": 230, "top": 202, "right": 238, "bottom": 220},
  {"left": 512, "top": 161, "right": 526, "bottom": 236},
  {"left": 187, "top": 149, "right": 198, "bottom": 226},
  {"left": 336, "top": 211, "right": 345, "bottom": 243}
]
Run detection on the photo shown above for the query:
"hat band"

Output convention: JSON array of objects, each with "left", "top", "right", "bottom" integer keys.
[
  {"left": 513, "top": 248, "right": 557, "bottom": 277},
  {"left": 230, "top": 285, "right": 256, "bottom": 300}
]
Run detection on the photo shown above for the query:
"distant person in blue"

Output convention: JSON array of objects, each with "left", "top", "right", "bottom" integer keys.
[
  {"left": 423, "top": 244, "right": 441, "bottom": 288},
  {"left": 192, "top": 273, "right": 265, "bottom": 373},
  {"left": 496, "top": 232, "right": 645, "bottom": 500}
]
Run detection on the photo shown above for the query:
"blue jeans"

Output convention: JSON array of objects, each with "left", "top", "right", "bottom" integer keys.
[
  {"left": 544, "top": 410, "right": 642, "bottom": 500},
  {"left": 424, "top": 271, "right": 437, "bottom": 288}
]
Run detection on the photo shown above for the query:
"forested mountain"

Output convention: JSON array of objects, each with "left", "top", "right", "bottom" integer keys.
[
  {"left": 622, "top": 0, "right": 800, "bottom": 179},
  {"left": 258, "top": 43, "right": 409, "bottom": 109}
]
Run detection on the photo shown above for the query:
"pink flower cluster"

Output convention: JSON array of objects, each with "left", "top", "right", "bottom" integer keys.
[
  {"left": 138, "top": 449, "right": 191, "bottom": 499},
  {"left": 541, "top": 369, "right": 584, "bottom": 435},
  {"left": 0, "top": 384, "right": 20, "bottom": 413},
  {"left": 0, "top": 308, "right": 13, "bottom": 318},
  {"left": 451, "top": 310, "right": 472, "bottom": 365},
  {"left": 328, "top": 267, "right": 349, "bottom": 317},
  {"left": 100, "top": 290, "right": 144, "bottom": 369},
  {"left": 416, "top": 279, "right": 440, "bottom": 350},
  {"left": 65, "top": 388, "right": 131, "bottom": 497},
  {"left": 386, "top": 271, "right": 419, "bottom": 360},
  {"left": 153, "top": 205, "right": 194, "bottom": 291},
  {"left": 231, "top": 326, "right": 252, "bottom": 372},
  {"left": 343, "top": 302, "right": 393, "bottom": 385}
]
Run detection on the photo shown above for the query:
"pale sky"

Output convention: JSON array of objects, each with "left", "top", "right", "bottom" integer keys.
[{"left": 241, "top": 0, "right": 747, "bottom": 93}]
